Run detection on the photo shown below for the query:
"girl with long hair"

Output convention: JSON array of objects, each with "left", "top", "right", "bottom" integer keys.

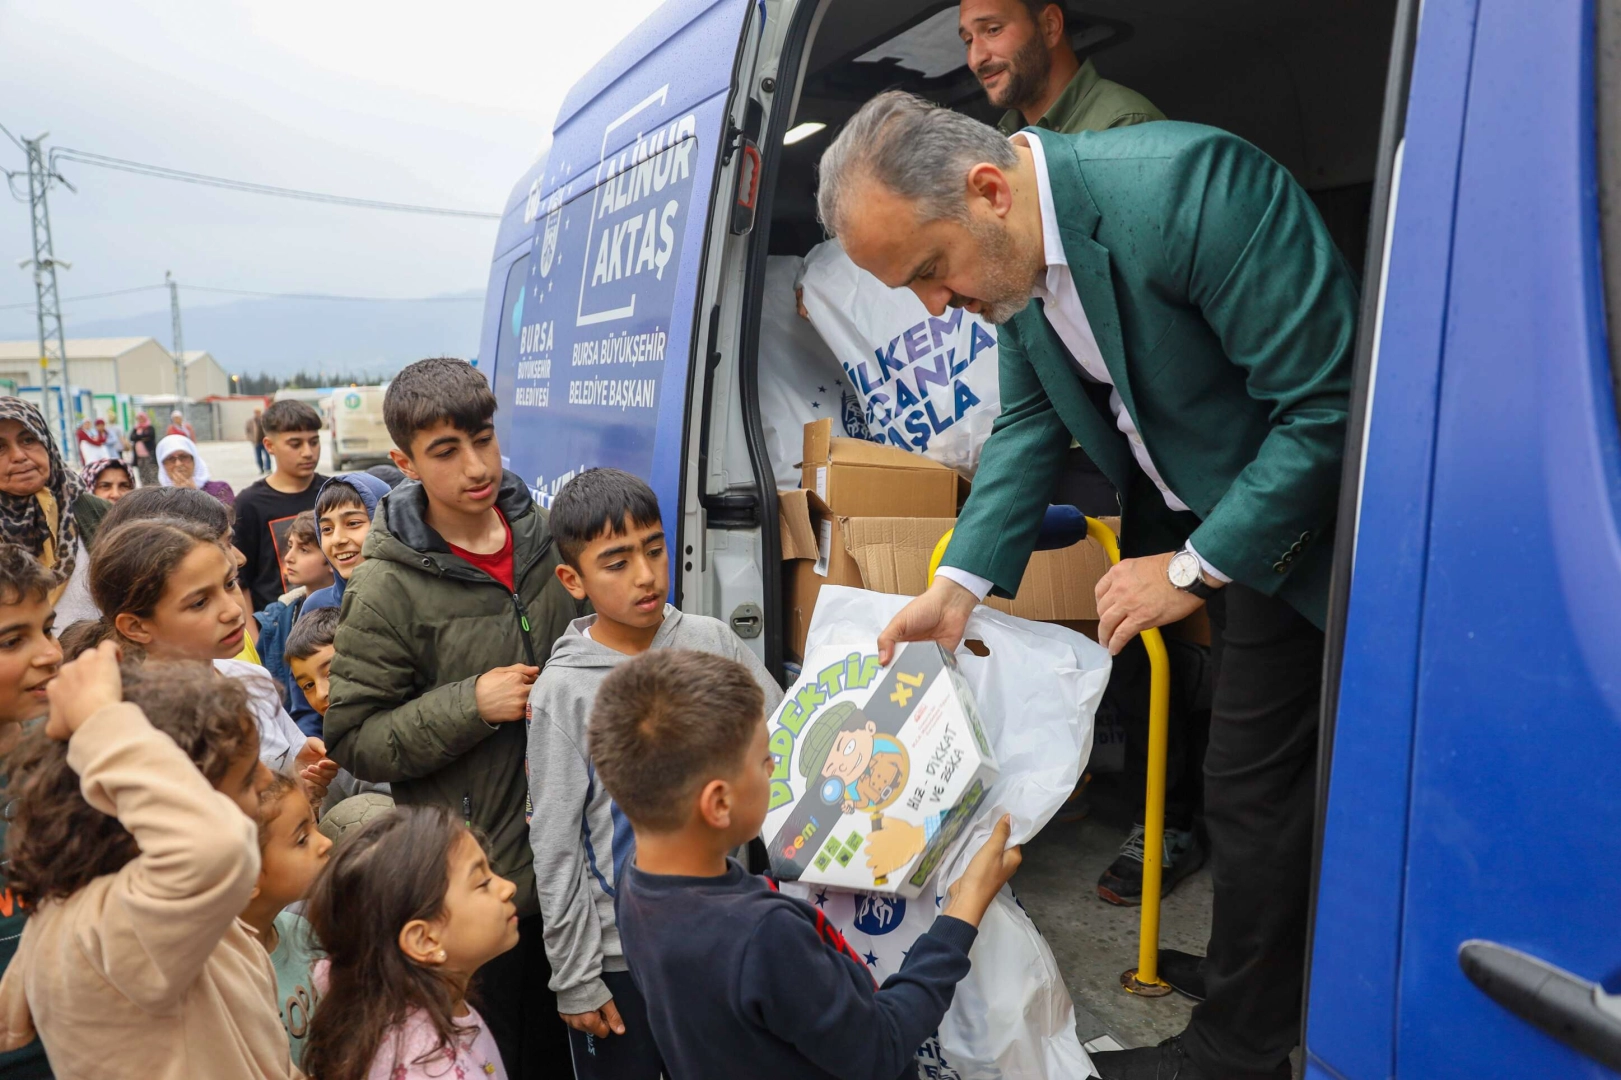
[{"left": 302, "top": 806, "right": 520, "bottom": 1080}]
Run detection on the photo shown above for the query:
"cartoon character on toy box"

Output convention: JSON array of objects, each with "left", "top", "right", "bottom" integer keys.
[{"left": 764, "top": 642, "right": 997, "bottom": 897}]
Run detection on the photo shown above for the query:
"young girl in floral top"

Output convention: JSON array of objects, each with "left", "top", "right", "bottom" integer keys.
[{"left": 302, "top": 806, "right": 518, "bottom": 1080}]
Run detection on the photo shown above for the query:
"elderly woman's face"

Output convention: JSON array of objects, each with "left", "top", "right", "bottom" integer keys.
[
  {"left": 0, "top": 420, "right": 52, "bottom": 498},
  {"left": 165, "top": 451, "right": 197, "bottom": 487}
]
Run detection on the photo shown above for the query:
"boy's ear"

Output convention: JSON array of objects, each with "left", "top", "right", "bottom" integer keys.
[
  {"left": 555, "top": 562, "right": 588, "bottom": 601},
  {"left": 398, "top": 918, "right": 445, "bottom": 967},
  {"left": 113, "top": 612, "right": 153, "bottom": 645},
  {"left": 389, "top": 447, "right": 420, "bottom": 481},
  {"left": 696, "top": 778, "right": 733, "bottom": 830}
]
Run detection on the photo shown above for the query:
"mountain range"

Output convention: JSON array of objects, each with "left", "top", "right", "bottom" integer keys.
[{"left": 0, "top": 291, "right": 487, "bottom": 380}]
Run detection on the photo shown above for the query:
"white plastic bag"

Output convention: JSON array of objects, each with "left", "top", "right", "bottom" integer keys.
[
  {"left": 798, "top": 239, "right": 1001, "bottom": 478},
  {"left": 795, "top": 585, "right": 1111, "bottom": 1079},
  {"left": 759, "top": 255, "right": 868, "bottom": 488}
]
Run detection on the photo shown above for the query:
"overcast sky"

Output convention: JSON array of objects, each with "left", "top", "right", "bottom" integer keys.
[{"left": 0, "top": 0, "right": 665, "bottom": 331}]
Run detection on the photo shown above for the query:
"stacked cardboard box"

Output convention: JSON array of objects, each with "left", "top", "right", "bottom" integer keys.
[{"left": 782, "top": 419, "right": 1115, "bottom": 659}]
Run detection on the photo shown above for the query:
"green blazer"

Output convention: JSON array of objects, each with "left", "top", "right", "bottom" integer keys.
[{"left": 943, "top": 123, "right": 1358, "bottom": 628}]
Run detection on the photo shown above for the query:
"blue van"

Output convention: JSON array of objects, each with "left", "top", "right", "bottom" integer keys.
[{"left": 478, "top": 0, "right": 1621, "bottom": 1075}]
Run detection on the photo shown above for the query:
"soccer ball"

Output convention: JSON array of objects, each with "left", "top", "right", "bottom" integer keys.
[{"left": 318, "top": 792, "right": 396, "bottom": 844}]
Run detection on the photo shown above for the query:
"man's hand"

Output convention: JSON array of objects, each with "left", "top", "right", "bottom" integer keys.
[
  {"left": 877, "top": 577, "right": 978, "bottom": 665},
  {"left": 296, "top": 738, "right": 340, "bottom": 806},
  {"left": 561, "top": 999, "right": 625, "bottom": 1038},
  {"left": 1095, "top": 552, "right": 1208, "bottom": 656},
  {"left": 45, "top": 641, "right": 122, "bottom": 740},
  {"left": 942, "top": 815, "right": 1022, "bottom": 928},
  {"left": 475, "top": 664, "right": 540, "bottom": 723}
]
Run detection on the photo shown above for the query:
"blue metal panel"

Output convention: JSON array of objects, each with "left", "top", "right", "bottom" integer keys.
[
  {"left": 1305, "top": 2, "right": 1480, "bottom": 1076},
  {"left": 483, "top": 0, "right": 749, "bottom": 532},
  {"left": 1396, "top": 0, "right": 1621, "bottom": 1076}
]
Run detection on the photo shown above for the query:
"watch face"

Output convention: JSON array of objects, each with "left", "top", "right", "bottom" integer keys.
[{"left": 1168, "top": 552, "right": 1201, "bottom": 589}]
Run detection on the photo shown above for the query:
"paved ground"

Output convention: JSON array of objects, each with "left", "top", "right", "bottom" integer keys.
[
  {"left": 201, "top": 438, "right": 339, "bottom": 493},
  {"left": 1017, "top": 775, "right": 1211, "bottom": 1051},
  {"left": 203, "top": 434, "right": 1232, "bottom": 1060}
]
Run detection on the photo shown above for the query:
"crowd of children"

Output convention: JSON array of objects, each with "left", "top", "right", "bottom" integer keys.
[{"left": 0, "top": 356, "right": 1023, "bottom": 1080}]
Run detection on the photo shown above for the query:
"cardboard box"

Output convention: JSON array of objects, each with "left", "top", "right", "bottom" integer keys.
[
  {"left": 763, "top": 642, "right": 998, "bottom": 897},
  {"left": 779, "top": 487, "right": 1117, "bottom": 658},
  {"left": 799, "top": 418, "right": 960, "bottom": 518}
]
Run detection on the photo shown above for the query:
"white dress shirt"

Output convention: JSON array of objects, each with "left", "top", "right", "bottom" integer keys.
[{"left": 937, "top": 132, "right": 1228, "bottom": 601}]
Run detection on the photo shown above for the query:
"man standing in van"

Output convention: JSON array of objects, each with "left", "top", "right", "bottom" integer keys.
[
  {"left": 817, "top": 93, "right": 1355, "bottom": 1080},
  {"left": 962, "top": 0, "right": 1216, "bottom": 915}
]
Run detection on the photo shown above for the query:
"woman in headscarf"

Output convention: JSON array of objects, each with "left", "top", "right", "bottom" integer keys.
[
  {"left": 0, "top": 397, "right": 110, "bottom": 622},
  {"left": 129, "top": 411, "right": 158, "bottom": 486},
  {"left": 80, "top": 457, "right": 135, "bottom": 503},
  {"left": 75, "top": 418, "right": 108, "bottom": 463},
  {"left": 156, "top": 433, "right": 235, "bottom": 506}
]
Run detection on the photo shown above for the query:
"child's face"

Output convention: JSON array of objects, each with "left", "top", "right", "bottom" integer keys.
[
  {"left": 123, "top": 542, "right": 248, "bottom": 662},
  {"left": 217, "top": 731, "right": 275, "bottom": 818},
  {"left": 256, "top": 788, "right": 333, "bottom": 910},
  {"left": 290, "top": 645, "right": 335, "bottom": 715},
  {"left": 283, "top": 535, "right": 334, "bottom": 590},
  {"left": 393, "top": 420, "right": 501, "bottom": 520},
  {"left": 265, "top": 429, "right": 321, "bottom": 480},
  {"left": 435, "top": 831, "right": 520, "bottom": 976},
  {"left": 90, "top": 466, "right": 134, "bottom": 502},
  {"left": 318, "top": 499, "right": 371, "bottom": 580},
  {"left": 726, "top": 714, "right": 776, "bottom": 842},
  {"left": 0, "top": 592, "right": 60, "bottom": 724},
  {"left": 557, "top": 515, "right": 668, "bottom": 630}
]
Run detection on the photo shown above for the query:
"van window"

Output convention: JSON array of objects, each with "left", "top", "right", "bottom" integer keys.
[{"left": 491, "top": 255, "right": 530, "bottom": 395}]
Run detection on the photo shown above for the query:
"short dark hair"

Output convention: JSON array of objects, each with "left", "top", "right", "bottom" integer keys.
[
  {"left": 551, "top": 468, "right": 663, "bottom": 568},
  {"left": 383, "top": 357, "right": 496, "bottom": 454},
  {"left": 0, "top": 544, "right": 55, "bottom": 608},
  {"left": 588, "top": 649, "right": 765, "bottom": 832},
  {"left": 1017, "top": 0, "right": 1065, "bottom": 27},
  {"left": 286, "top": 606, "right": 339, "bottom": 663},
  {"left": 315, "top": 482, "right": 367, "bottom": 519},
  {"left": 262, "top": 399, "right": 323, "bottom": 435},
  {"left": 288, "top": 510, "right": 319, "bottom": 550},
  {"left": 100, "top": 485, "right": 232, "bottom": 541}
]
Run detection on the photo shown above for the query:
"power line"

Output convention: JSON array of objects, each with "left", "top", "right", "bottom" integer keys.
[
  {"left": 0, "top": 282, "right": 484, "bottom": 312},
  {"left": 182, "top": 284, "right": 483, "bottom": 303},
  {"left": 0, "top": 284, "right": 168, "bottom": 311},
  {"left": 0, "top": 121, "right": 23, "bottom": 154},
  {"left": 49, "top": 147, "right": 500, "bottom": 220}
]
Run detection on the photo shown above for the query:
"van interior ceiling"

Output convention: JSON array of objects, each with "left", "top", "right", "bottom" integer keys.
[{"left": 766, "top": 0, "right": 1399, "bottom": 278}]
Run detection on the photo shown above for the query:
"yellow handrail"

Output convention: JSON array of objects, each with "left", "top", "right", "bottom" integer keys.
[{"left": 927, "top": 518, "right": 1172, "bottom": 995}]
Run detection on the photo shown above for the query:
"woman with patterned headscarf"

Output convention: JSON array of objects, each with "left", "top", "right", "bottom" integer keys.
[{"left": 0, "top": 398, "right": 110, "bottom": 622}]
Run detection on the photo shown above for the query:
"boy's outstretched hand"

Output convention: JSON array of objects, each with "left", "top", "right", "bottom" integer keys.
[
  {"left": 295, "top": 737, "right": 340, "bottom": 806},
  {"left": 941, "top": 814, "right": 1022, "bottom": 929},
  {"left": 45, "top": 640, "right": 122, "bottom": 740},
  {"left": 562, "top": 998, "right": 626, "bottom": 1039},
  {"left": 476, "top": 664, "right": 540, "bottom": 723}
]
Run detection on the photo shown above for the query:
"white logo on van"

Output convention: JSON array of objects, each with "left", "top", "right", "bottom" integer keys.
[
  {"left": 523, "top": 178, "right": 542, "bottom": 224},
  {"left": 539, "top": 191, "right": 564, "bottom": 278}
]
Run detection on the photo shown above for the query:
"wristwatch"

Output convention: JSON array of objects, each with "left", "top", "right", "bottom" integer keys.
[{"left": 1167, "top": 546, "right": 1217, "bottom": 600}]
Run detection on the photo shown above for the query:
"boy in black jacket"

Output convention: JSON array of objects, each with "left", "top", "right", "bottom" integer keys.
[{"left": 592, "top": 649, "right": 1022, "bottom": 1080}]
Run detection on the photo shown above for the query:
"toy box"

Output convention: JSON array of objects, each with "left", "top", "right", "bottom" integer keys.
[{"left": 762, "top": 641, "right": 998, "bottom": 897}]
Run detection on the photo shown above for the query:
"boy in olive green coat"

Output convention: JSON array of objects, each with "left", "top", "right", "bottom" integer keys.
[{"left": 324, "top": 356, "right": 581, "bottom": 1079}]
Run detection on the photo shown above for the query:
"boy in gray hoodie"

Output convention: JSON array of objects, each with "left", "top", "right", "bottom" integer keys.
[{"left": 527, "top": 468, "right": 782, "bottom": 1079}]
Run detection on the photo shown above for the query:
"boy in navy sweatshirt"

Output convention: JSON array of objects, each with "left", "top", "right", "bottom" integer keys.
[{"left": 592, "top": 649, "right": 1022, "bottom": 1080}]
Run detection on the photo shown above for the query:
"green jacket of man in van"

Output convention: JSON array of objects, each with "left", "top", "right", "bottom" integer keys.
[
  {"left": 324, "top": 472, "right": 584, "bottom": 918},
  {"left": 995, "top": 57, "right": 1164, "bottom": 136},
  {"left": 943, "top": 122, "right": 1356, "bottom": 626}
]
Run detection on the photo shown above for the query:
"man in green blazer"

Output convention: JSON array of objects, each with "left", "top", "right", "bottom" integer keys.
[{"left": 816, "top": 92, "right": 1356, "bottom": 1080}]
